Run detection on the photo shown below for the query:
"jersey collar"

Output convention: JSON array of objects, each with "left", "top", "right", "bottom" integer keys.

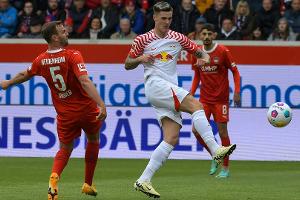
[
  {"left": 202, "top": 43, "right": 218, "bottom": 53},
  {"left": 47, "top": 48, "right": 64, "bottom": 54}
]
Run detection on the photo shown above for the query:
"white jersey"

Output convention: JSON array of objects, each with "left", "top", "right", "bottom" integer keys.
[{"left": 129, "top": 29, "right": 198, "bottom": 85}]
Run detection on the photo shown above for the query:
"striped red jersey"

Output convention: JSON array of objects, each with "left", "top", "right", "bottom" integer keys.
[{"left": 129, "top": 29, "right": 198, "bottom": 84}]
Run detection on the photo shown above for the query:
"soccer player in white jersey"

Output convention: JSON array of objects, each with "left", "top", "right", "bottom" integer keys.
[{"left": 125, "top": 2, "right": 236, "bottom": 198}]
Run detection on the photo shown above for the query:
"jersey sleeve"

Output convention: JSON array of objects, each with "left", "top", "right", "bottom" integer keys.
[
  {"left": 223, "top": 47, "right": 237, "bottom": 70},
  {"left": 128, "top": 36, "right": 144, "bottom": 58},
  {"left": 178, "top": 33, "right": 198, "bottom": 54},
  {"left": 191, "top": 54, "right": 198, "bottom": 70},
  {"left": 69, "top": 51, "right": 88, "bottom": 78},
  {"left": 27, "top": 57, "right": 41, "bottom": 76},
  {"left": 223, "top": 47, "right": 241, "bottom": 93}
]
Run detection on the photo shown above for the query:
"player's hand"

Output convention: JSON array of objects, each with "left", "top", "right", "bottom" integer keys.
[
  {"left": 139, "top": 54, "right": 155, "bottom": 64},
  {"left": 96, "top": 106, "right": 107, "bottom": 121},
  {"left": 0, "top": 80, "right": 10, "bottom": 90},
  {"left": 234, "top": 93, "right": 241, "bottom": 107},
  {"left": 195, "top": 53, "right": 210, "bottom": 66}
]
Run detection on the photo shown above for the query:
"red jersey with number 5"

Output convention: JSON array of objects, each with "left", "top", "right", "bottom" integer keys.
[
  {"left": 27, "top": 48, "right": 97, "bottom": 117},
  {"left": 191, "top": 43, "right": 240, "bottom": 104}
]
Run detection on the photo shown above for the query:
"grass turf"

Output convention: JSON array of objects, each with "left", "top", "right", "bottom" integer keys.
[{"left": 0, "top": 158, "right": 299, "bottom": 200}]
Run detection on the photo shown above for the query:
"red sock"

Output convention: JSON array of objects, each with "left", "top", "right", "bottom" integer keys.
[
  {"left": 85, "top": 142, "right": 99, "bottom": 185},
  {"left": 52, "top": 148, "right": 72, "bottom": 177},
  {"left": 221, "top": 136, "right": 231, "bottom": 168},
  {"left": 194, "top": 133, "right": 212, "bottom": 155}
]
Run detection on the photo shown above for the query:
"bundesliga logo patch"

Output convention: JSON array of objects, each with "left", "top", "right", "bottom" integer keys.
[{"left": 77, "top": 63, "right": 87, "bottom": 72}]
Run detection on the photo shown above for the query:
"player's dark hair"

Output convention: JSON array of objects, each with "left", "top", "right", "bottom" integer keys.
[
  {"left": 200, "top": 23, "right": 216, "bottom": 33},
  {"left": 41, "top": 21, "right": 62, "bottom": 43},
  {"left": 153, "top": 1, "right": 173, "bottom": 14}
]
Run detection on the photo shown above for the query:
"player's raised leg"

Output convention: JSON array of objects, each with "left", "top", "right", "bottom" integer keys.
[
  {"left": 134, "top": 117, "right": 180, "bottom": 198},
  {"left": 48, "top": 142, "right": 73, "bottom": 200},
  {"left": 180, "top": 94, "right": 236, "bottom": 164},
  {"left": 215, "top": 122, "right": 231, "bottom": 178}
]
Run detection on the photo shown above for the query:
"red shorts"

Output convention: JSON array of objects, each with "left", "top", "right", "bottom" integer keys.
[
  {"left": 57, "top": 108, "right": 102, "bottom": 144},
  {"left": 202, "top": 103, "right": 229, "bottom": 123}
]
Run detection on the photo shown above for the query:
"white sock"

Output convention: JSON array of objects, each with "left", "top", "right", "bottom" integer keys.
[
  {"left": 192, "top": 110, "right": 220, "bottom": 156},
  {"left": 138, "top": 141, "right": 174, "bottom": 182}
]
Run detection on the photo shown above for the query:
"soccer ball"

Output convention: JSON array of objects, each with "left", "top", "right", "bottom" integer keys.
[{"left": 267, "top": 102, "right": 292, "bottom": 127}]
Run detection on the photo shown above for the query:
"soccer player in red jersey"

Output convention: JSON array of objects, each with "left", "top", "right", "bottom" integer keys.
[
  {"left": 190, "top": 23, "right": 241, "bottom": 178},
  {"left": 0, "top": 21, "right": 106, "bottom": 199}
]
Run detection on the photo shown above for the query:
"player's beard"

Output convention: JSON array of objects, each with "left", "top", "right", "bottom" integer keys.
[
  {"left": 60, "top": 38, "right": 69, "bottom": 47},
  {"left": 203, "top": 39, "right": 212, "bottom": 46}
]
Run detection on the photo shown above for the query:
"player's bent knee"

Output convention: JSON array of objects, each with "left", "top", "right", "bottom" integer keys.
[
  {"left": 86, "top": 133, "right": 100, "bottom": 143},
  {"left": 164, "top": 135, "right": 178, "bottom": 146},
  {"left": 190, "top": 100, "right": 203, "bottom": 112},
  {"left": 60, "top": 142, "right": 74, "bottom": 152}
]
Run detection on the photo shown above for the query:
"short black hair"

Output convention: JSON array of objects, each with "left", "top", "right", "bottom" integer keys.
[
  {"left": 153, "top": 1, "right": 173, "bottom": 13},
  {"left": 41, "top": 21, "right": 62, "bottom": 43},
  {"left": 200, "top": 23, "right": 216, "bottom": 33}
]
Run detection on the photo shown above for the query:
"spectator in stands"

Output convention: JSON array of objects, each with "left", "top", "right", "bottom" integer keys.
[
  {"left": 111, "top": 17, "right": 137, "bottom": 39},
  {"left": 42, "top": 0, "right": 66, "bottom": 23},
  {"left": 34, "top": 0, "right": 66, "bottom": 14},
  {"left": 217, "top": 17, "right": 241, "bottom": 39},
  {"left": 0, "top": 0, "right": 17, "bottom": 38},
  {"left": 119, "top": 0, "right": 144, "bottom": 35},
  {"left": 91, "top": 0, "right": 119, "bottom": 38},
  {"left": 195, "top": 0, "right": 214, "bottom": 14},
  {"left": 17, "top": 1, "right": 40, "bottom": 38},
  {"left": 204, "top": 0, "right": 234, "bottom": 32},
  {"left": 247, "top": 26, "right": 265, "bottom": 40},
  {"left": 18, "top": 16, "right": 43, "bottom": 38},
  {"left": 268, "top": 17, "right": 297, "bottom": 40},
  {"left": 187, "top": 16, "right": 207, "bottom": 40},
  {"left": 231, "top": 0, "right": 271, "bottom": 13},
  {"left": 172, "top": 0, "right": 201, "bottom": 35},
  {"left": 84, "top": 16, "right": 105, "bottom": 39},
  {"left": 65, "top": 0, "right": 92, "bottom": 38},
  {"left": 64, "top": 0, "right": 74, "bottom": 9},
  {"left": 284, "top": 0, "right": 300, "bottom": 33},
  {"left": 234, "top": 0, "right": 255, "bottom": 39},
  {"left": 255, "top": 0, "right": 280, "bottom": 39}
]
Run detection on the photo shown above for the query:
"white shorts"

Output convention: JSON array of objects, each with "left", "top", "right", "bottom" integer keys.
[{"left": 145, "top": 76, "right": 189, "bottom": 126}]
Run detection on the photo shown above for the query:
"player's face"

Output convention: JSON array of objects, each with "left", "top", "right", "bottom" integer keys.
[
  {"left": 153, "top": 11, "right": 172, "bottom": 34},
  {"left": 200, "top": 29, "right": 214, "bottom": 45},
  {"left": 56, "top": 24, "right": 69, "bottom": 46}
]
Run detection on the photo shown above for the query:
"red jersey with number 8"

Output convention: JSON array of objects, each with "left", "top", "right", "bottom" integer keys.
[{"left": 27, "top": 49, "right": 97, "bottom": 117}]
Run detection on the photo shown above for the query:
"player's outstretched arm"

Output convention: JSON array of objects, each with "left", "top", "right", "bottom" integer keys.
[
  {"left": 193, "top": 48, "right": 210, "bottom": 66},
  {"left": 124, "top": 54, "right": 154, "bottom": 70},
  {"left": 0, "top": 70, "right": 32, "bottom": 90},
  {"left": 79, "top": 75, "right": 107, "bottom": 120},
  {"left": 231, "top": 67, "right": 241, "bottom": 107}
]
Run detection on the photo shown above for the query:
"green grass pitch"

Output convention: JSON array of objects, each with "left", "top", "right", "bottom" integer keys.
[{"left": 0, "top": 157, "right": 299, "bottom": 200}]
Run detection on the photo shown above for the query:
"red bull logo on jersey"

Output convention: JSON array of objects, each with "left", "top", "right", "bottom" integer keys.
[{"left": 154, "top": 51, "right": 173, "bottom": 62}]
